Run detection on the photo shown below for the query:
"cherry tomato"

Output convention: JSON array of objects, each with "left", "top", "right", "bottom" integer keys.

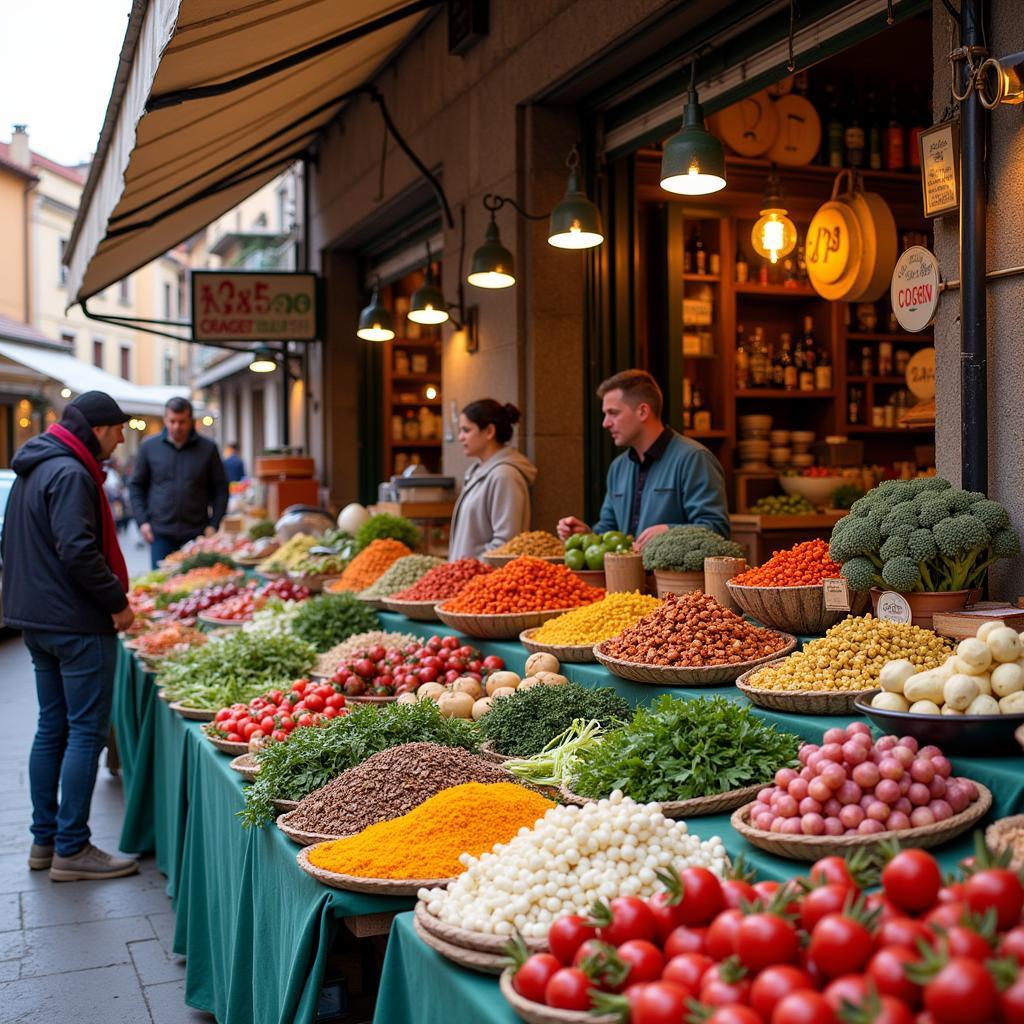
[
  {"left": 544, "top": 968, "right": 592, "bottom": 1011},
  {"left": 808, "top": 912, "right": 875, "bottom": 978},
  {"left": 938, "top": 882, "right": 967, "bottom": 905},
  {"left": 922, "top": 957, "right": 997, "bottom": 1024},
  {"left": 822, "top": 975, "right": 870, "bottom": 1012},
  {"left": 322, "top": 707, "right": 338, "bottom": 720},
  {"left": 482, "top": 655, "right": 504, "bottom": 671},
  {"left": 512, "top": 953, "right": 561, "bottom": 1003},
  {"left": 924, "top": 901, "right": 969, "bottom": 930},
  {"left": 661, "top": 952, "right": 712, "bottom": 993},
  {"left": 750, "top": 965, "right": 815, "bottom": 1021},
  {"left": 271, "top": 729, "right": 287, "bottom": 742},
  {"left": 678, "top": 867, "right": 725, "bottom": 925},
  {"left": 296, "top": 713, "right": 314, "bottom": 728},
  {"left": 870, "top": 995, "right": 916, "bottom": 1024},
  {"left": 630, "top": 981, "right": 692, "bottom": 1024},
  {"left": 701, "top": 961, "right": 751, "bottom": 1007},
  {"left": 663, "top": 925, "right": 708, "bottom": 958},
  {"left": 215, "top": 708, "right": 232, "bottom": 722},
  {"left": 999, "top": 926, "right": 1024, "bottom": 965},
  {"left": 618, "top": 940, "right": 665, "bottom": 986},
  {"left": 754, "top": 880, "right": 782, "bottom": 904},
  {"left": 594, "top": 896, "right": 656, "bottom": 947},
  {"left": 707, "top": 909, "right": 744, "bottom": 961},
  {"left": 709, "top": 1007, "right": 765, "bottom": 1024},
  {"left": 964, "top": 868, "right": 1024, "bottom": 931},
  {"left": 876, "top": 917, "right": 933, "bottom": 952},
  {"left": 547, "top": 915, "right": 596, "bottom": 967},
  {"left": 722, "top": 879, "right": 759, "bottom": 909},
  {"left": 882, "top": 849, "right": 942, "bottom": 914},
  {"left": 648, "top": 889, "right": 686, "bottom": 944},
  {"left": 809, "top": 857, "right": 858, "bottom": 892},
  {"left": 866, "top": 946, "right": 922, "bottom": 1007},
  {"left": 770, "top": 991, "right": 835, "bottom": 1024},
  {"left": 799, "top": 884, "right": 852, "bottom": 933},
  {"left": 571, "top": 939, "right": 608, "bottom": 969},
  {"left": 736, "top": 913, "right": 800, "bottom": 972},
  {"left": 999, "top": 970, "right": 1024, "bottom": 1024},
  {"left": 945, "top": 924, "right": 994, "bottom": 962}
]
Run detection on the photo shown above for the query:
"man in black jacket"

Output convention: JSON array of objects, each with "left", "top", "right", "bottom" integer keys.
[
  {"left": 130, "top": 397, "right": 229, "bottom": 567},
  {"left": 2, "top": 391, "right": 139, "bottom": 881}
]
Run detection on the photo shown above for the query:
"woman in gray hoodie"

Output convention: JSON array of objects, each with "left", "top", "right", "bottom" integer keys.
[{"left": 447, "top": 400, "right": 537, "bottom": 560}]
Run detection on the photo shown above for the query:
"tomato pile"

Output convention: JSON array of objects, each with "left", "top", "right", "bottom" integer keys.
[
  {"left": 329, "top": 634, "right": 505, "bottom": 697},
  {"left": 203, "top": 577, "right": 310, "bottom": 622},
  {"left": 166, "top": 581, "right": 246, "bottom": 623},
  {"left": 508, "top": 843, "right": 1024, "bottom": 1024},
  {"left": 207, "top": 679, "right": 347, "bottom": 745}
]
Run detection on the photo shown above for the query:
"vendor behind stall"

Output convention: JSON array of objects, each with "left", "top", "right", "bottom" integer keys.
[{"left": 557, "top": 370, "right": 729, "bottom": 548}]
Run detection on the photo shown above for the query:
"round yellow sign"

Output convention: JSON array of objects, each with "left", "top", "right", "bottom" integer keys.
[
  {"left": 805, "top": 205, "right": 852, "bottom": 285},
  {"left": 906, "top": 347, "right": 936, "bottom": 400}
]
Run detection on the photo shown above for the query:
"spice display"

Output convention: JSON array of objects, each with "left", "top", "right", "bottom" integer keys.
[
  {"left": 569, "top": 695, "right": 800, "bottom": 803},
  {"left": 390, "top": 558, "right": 493, "bottom": 601},
  {"left": 258, "top": 533, "right": 318, "bottom": 573},
  {"left": 746, "top": 615, "right": 951, "bottom": 693},
  {"left": 312, "top": 630, "right": 420, "bottom": 677},
  {"left": 873, "top": 625, "right": 1024, "bottom": 714},
  {"left": 357, "top": 554, "right": 444, "bottom": 599},
  {"left": 531, "top": 592, "right": 661, "bottom": 646},
  {"left": 601, "top": 591, "right": 788, "bottom": 667},
  {"left": 160, "top": 562, "right": 239, "bottom": 594},
  {"left": 289, "top": 743, "right": 524, "bottom": 836},
  {"left": 130, "top": 622, "right": 207, "bottom": 659},
  {"left": 563, "top": 530, "right": 634, "bottom": 571},
  {"left": 748, "top": 494, "right": 817, "bottom": 516},
  {"left": 308, "top": 782, "right": 554, "bottom": 880},
  {"left": 158, "top": 632, "right": 316, "bottom": 710},
  {"left": 490, "top": 531, "right": 566, "bottom": 558},
  {"left": 478, "top": 681, "right": 631, "bottom": 757},
  {"left": 289, "top": 592, "right": 380, "bottom": 653},
  {"left": 830, "top": 477, "right": 1020, "bottom": 592},
  {"left": 732, "top": 538, "right": 842, "bottom": 587},
  {"left": 748, "top": 724, "right": 982, "bottom": 835},
  {"left": 241, "top": 699, "right": 480, "bottom": 826},
  {"left": 443, "top": 557, "right": 604, "bottom": 614},
  {"left": 641, "top": 525, "right": 746, "bottom": 572},
  {"left": 327, "top": 539, "right": 412, "bottom": 593},
  {"left": 419, "top": 791, "right": 728, "bottom": 939},
  {"left": 353, "top": 512, "right": 420, "bottom": 552}
]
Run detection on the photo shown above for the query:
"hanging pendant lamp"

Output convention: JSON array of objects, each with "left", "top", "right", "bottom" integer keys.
[
  {"left": 751, "top": 165, "right": 797, "bottom": 265},
  {"left": 467, "top": 212, "right": 516, "bottom": 289},
  {"left": 548, "top": 146, "right": 604, "bottom": 249},
  {"left": 408, "top": 262, "right": 449, "bottom": 324},
  {"left": 249, "top": 345, "right": 277, "bottom": 373},
  {"left": 356, "top": 285, "right": 395, "bottom": 341},
  {"left": 660, "top": 62, "right": 726, "bottom": 196}
]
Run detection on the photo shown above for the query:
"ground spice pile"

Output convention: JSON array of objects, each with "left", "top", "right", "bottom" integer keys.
[
  {"left": 490, "top": 531, "right": 565, "bottom": 557},
  {"left": 532, "top": 592, "right": 661, "bottom": 646},
  {"left": 443, "top": 556, "right": 604, "bottom": 614},
  {"left": 306, "top": 781, "right": 553, "bottom": 879},
  {"left": 390, "top": 559, "right": 492, "bottom": 601},
  {"left": 289, "top": 743, "right": 522, "bottom": 835},
  {"left": 731, "top": 538, "right": 842, "bottom": 587},
  {"left": 357, "top": 555, "right": 444, "bottom": 599},
  {"left": 327, "top": 540, "right": 411, "bottom": 593}
]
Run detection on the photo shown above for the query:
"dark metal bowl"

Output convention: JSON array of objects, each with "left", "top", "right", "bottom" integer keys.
[{"left": 854, "top": 689, "right": 1024, "bottom": 756}]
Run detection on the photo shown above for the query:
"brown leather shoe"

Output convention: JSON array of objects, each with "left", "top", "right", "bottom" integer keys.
[
  {"left": 28, "top": 844, "right": 53, "bottom": 870},
  {"left": 49, "top": 843, "right": 139, "bottom": 882}
]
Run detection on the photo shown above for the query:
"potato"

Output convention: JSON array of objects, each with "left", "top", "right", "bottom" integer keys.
[
  {"left": 516, "top": 676, "right": 545, "bottom": 691},
  {"left": 486, "top": 671, "right": 520, "bottom": 696},
  {"left": 451, "top": 676, "right": 482, "bottom": 700},
  {"left": 966, "top": 693, "right": 1000, "bottom": 715},
  {"left": 951, "top": 655, "right": 989, "bottom": 678},
  {"left": 999, "top": 691, "right": 1024, "bottom": 714},
  {"left": 872, "top": 691, "right": 910, "bottom": 712},
  {"left": 903, "top": 669, "right": 946, "bottom": 705},
  {"left": 943, "top": 674, "right": 979, "bottom": 711},
  {"left": 524, "top": 652, "right": 560, "bottom": 676},
  {"left": 991, "top": 662, "right": 1024, "bottom": 698},
  {"left": 973, "top": 672, "right": 993, "bottom": 696},
  {"left": 879, "top": 659, "right": 918, "bottom": 694},
  {"left": 534, "top": 671, "right": 568, "bottom": 687},
  {"left": 471, "top": 696, "right": 493, "bottom": 720},
  {"left": 396, "top": 691, "right": 418, "bottom": 704},
  {"left": 490, "top": 686, "right": 517, "bottom": 699},
  {"left": 957, "top": 637, "right": 993, "bottom": 673},
  {"left": 438, "top": 691, "right": 475, "bottom": 718},
  {"left": 988, "top": 626, "right": 1022, "bottom": 664},
  {"left": 941, "top": 705, "right": 964, "bottom": 716},
  {"left": 416, "top": 681, "right": 445, "bottom": 702},
  {"left": 976, "top": 620, "right": 1006, "bottom": 643},
  {"left": 909, "top": 699, "right": 942, "bottom": 716}
]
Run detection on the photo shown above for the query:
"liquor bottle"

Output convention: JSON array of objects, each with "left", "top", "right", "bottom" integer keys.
[
  {"left": 736, "top": 249, "right": 749, "bottom": 284},
  {"left": 735, "top": 324, "right": 750, "bottom": 390},
  {"left": 799, "top": 316, "right": 817, "bottom": 390},
  {"left": 692, "top": 386, "right": 712, "bottom": 431},
  {"left": 848, "top": 386, "right": 863, "bottom": 425},
  {"left": 907, "top": 88, "right": 928, "bottom": 169},
  {"left": 885, "top": 89, "right": 905, "bottom": 171},
  {"left": 861, "top": 346, "right": 874, "bottom": 377},
  {"left": 844, "top": 98, "right": 865, "bottom": 168},
  {"left": 749, "top": 328, "right": 770, "bottom": 388},
  {"left": 682, "top": 377, "right": 693, "bottom": 429},
  {"left": 826, "top": 84, "right": 844, "bottom": 169},
  {"left": 779, "top": 333, "right": 797, "bottom": 390},
  {"left": 867, "top": 92, "right": 883, "bottom": 170},
  {"left": 689, "top": 226, "right": 706, "bottom": 275},
  {"left": 815, "top": 346, "right": 833, "bottom": 391}
]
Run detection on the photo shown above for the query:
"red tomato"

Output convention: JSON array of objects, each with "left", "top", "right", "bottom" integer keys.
[
  {"left": 882, "top": 850, "right": 942, "bottom": 914},
  {"left": 707, "top": 909, "right": 744, "bottom": 961},
  {"left": 215, "top": 708, "right": 232, "bottom": 722},
  {"left": 701, "top": 961, "right": 752, "bottom": 1007},
  {"left": 593, "top": 896, "right": 656, "bottom": 947},
  {"left": 750, "top": 965, "right": 815, "bottom": 1021},
  {"left": 922, "top": 957, "right": 997, "bottom": 1024},
  {"left": 648, "top": 889, "right": 685, "bottom": 944},
  {"left": 945, "top": 924, "right": 994, "bottom": 962},
  {"left": 964, "top": 868, "right": 1024, "bottom": 931},
  {"left": 673, "top": 868, "right": 722, "bottom": 926},
  {"left": 303, "top": 693, "right": 325, "bottom": 712},
  {"left": 709, "top": 1008, "right": 765, "bottom": 1024},
  {"left": 325, "top": 694, "right": 346, "bottom": 710},
  {"left": 291, "top": 680, "right": 307, "bottom": 694},
  {"left": 296, "top": 714, "right": 314, "bottom": 728},
  {"left": 864, "top": 892, "right": 904, "bottom": 926},
  {"left": 871, "top": 995, "right": 916, "bottom": 1024},
  {"left": 663, "top": 926, "right": 707, "bottom": 958},
  {"left": 876, "top": 917, "right": 933, "bottom": 952},
  {"left": 809, "top": 857, "right": 858, "bottom": 891},
  {"left": 938, "top": 882, "right": 967, "bottom": 905},
  {"left": 924, "top": 902, "right": 969, "bottom": 930},
  {"left": 482, "top": 655, "right": 504, "bottom": 671},
  {"left": 722, "top": 879, "right": 759, "bottom": 909},
  {"left": 630, "top": 981, "right": 692, "bottom": 1024},
  {"left": 999, "top": 970, "right": 1024, "bottom": 1024},
  {"left": 808, "top": 912, "right": 875, "bottom": 978},
  {"left": 548, "top": 915, "right": 596, "bottom": 967},
  {"left": 735, "top": 913, "right": 800, "bottom": 972},
  {"left": 822, "top": 976, "right": 870, "bottom": 1011},
  {"left": 322, "top": 707, "right": 338, "bottom": 719},
  {"left": 242, "top": 721, "right": 261, "bottom": 740},
  {"left": 512, "top": 953, "right": 561, "bottom": 1003},
  {"left": 226, "top": 733, "right": 243, "bottom": 743},
  {"left": 279, "top": 715, "right": 294, "bottom": 731},
  {"left": 799, "top": 885, "right": 852, "bottom": 933},
  {"left": 866, "top": 947, "right": 922, "bottom": 1007},
  {"left": 999, "top": 927, "right": 1024, "bottom": 965},
  {"left": 544, "top": 968, "right": 591, "bottom": 1011},
  {"left": 618, "top": 940, "right": 665, "bottom": 986},
  {"left": 754, "top": 880, "right": 781, "bottom": 903},
  {"left": 661, "top": 953, "right": 712, "bottom": 993},
  {"left": 271, "top": 729, "right": 287, "bottom": 742},
  {"left": 571, "top": 939, "right": 608, "bottom": 969},
  {"left": 770, "top": 991, "right": 835, "bottom": 1024}
]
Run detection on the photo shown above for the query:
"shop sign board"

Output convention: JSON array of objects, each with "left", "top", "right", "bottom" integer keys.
[
  {"left": 876, "top": 591, "right": 913, "bottom": 624},
  {"left": 190, "top": 271, "right": 319, "bottom": 343},
  {"left": 890, "top": 246, "right": 940, "bottom": 332},
  {"left": 919, "top": 121, "right": 959, "bottom": 218},
  {"left": 906, "top": 348, "right": 936, "bottom": 400}
]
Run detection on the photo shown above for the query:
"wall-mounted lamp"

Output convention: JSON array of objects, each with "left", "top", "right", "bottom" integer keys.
[
  {"left": 356, "top": 284, "right": 395, "bottom": 341},
  {"left": 547, "top": 145, "right": 604, "bottom": 249},
  {"left": 978, "top": 50, "right": 1024, "bottom": 107},
  {"left": 468, "top": 207, "right": 516, "bottom": 289},
  {"left": 249, "top": 344, "right": 277, "bottom": 373},
  {"left": 751, "top": 165, "right": 797, "bottom": 265},
  {"left": 660, "top": 62, "right": 727, "bottom": 196}
]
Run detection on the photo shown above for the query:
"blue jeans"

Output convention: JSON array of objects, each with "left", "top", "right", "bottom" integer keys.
[
  {"left": 22, "top": 630, "right": 118, "bottom": 857},
  {"left": 151, "top": 531, "right": 200, "bottom": 568}
]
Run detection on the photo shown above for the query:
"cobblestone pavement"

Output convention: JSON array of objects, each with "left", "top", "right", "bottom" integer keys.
[{"left": 0, "top": 524, "right": 212, "bottom": 1023}]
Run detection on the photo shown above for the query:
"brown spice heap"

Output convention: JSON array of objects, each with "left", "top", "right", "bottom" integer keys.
[
  {"left": 600, "top": 591, "right": 788, "bottom": 667},
  {"left": 288, "top": 742, "right": 521, "bottom": 836},
  {"left": 490, "top": 531, "right": 565, "bottom": 557}
]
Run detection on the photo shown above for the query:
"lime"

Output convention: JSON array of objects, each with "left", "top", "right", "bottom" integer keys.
[
  {"left": 584, "top": 543, "right": 608, "bottom": 570},
  {"left": 564, "top": 534, "right": 585, "bottom": 551},
  {"left": 601, "top": 531, "right": 626, "bottom": 549},
  {"left": 564, "top": 548, "right": 586, "bottom": 570}
]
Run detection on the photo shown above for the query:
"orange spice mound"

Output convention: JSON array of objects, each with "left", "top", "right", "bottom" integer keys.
[
  {"left": 328, "top": 540, "right": 411, "bottom": 593},
  {"left": 731, "top": 538, "right": 842, "bottom": 587},
  {"left": 441, "top": 556, "right": 605, "bottom": 614}
]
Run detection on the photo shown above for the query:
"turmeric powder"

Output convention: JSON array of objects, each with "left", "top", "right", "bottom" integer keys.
[
  {"left": 306, "top": 782, "right": 553, "bottom": 880},
  {"left": 327, "top": 539, "right": 411, "bottom": 593}
]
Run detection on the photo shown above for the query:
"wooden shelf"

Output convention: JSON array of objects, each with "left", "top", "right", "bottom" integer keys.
[
  {"left": 683, "top": 273, "right": 720, "bottom": 283},
  {"left": 847, "top": 376, "right": 907, "bottom": 385},
  {"left": 391, "top": 439, "right": 442, "bottom": 447},
  {"left": 846, "top": 332, "right": 933, "bottom": 343},
  {"left": 392, "top": 373, "right": 440, "bottom": 384},
  {"left": 844, "top": 425, "right": 934, "bottom": 434},
  {"left": 392, "top": 399, "right": 442, "bottom": 407},
  {"left": 736, "top": 389, "right": 835, "bottom": 399},
  {"left": 684, "top": 429, "right": 728, "bottom": 439},
  {"left": 734, "top": 283, "right": 818, "bottom": 298}
]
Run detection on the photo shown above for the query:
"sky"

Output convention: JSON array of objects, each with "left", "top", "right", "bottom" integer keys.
[{"left": 0, "top": 1, "right": 132, "bottom": 166}]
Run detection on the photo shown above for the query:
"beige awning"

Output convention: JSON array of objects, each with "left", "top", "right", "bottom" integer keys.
[{"left": 66, "top": 0, "right": 432, "bottom": 305}]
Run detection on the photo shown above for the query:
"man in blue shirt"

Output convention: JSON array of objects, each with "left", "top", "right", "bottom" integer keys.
[
  {"left": 557, "top": 369, "right": 729, "bottom": 547},
  {"left": 223, "top": 442, "right": 246, "bottom": 483}
]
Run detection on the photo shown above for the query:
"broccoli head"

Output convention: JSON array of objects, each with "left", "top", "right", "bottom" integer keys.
[
  {"left": 848, "top": 496, "right": 875, "bottom": 518},
  {"left": 907, "top": 528, "right": 939, "bottom": 562},
  {"left": 873, "top": 480, "right": 914, "bottom": 504},
  {"left": 640, "top": 525, "right": 745, "bottom": 572},
  {"left": 840, "top": 556, "right": 881, "bottom": 592},
  {"left": 906, "top": 477, "right": 952, "bottom": 496},
  {"left": 879, "top": 534, "right": 909, "bottom": 561},
  {"left": 932, "top": 514, "right": 991, "bottom": 559},
  {"left": 881, "top": 556, "right": 922, "bottom": 592},
  {"left": 880, "top": 501, "right": 920, "bottom": 537},
  {"left": 970, "top": 499, "right": 1011, "bottom": 534},
  {"left": 829, "top": 516, "right": 881, "bottom": 564},
  {"left": 964, "top": 491, "right": 988, "bottom": 504},
  {"left": 917, "top": 496, "right": 953, "bottom": 529},
  {"left": 992, "top": 527, "right": 1021, "bottom": 559}
]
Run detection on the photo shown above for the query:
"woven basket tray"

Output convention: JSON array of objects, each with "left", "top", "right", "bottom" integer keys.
[
  {"left": 355, "top": 595, "right": 389, "bottom": 610},
  {"left": 499, "top": 969, "right": 618, "bottom": 1024},
  {"left": 412, "top": 915, "right": 507, "bottom": 975},
  {"left": 736, "top": 661, "right": 874, "bottom": 715},
  {"left": 731, "top": 782, "right": 993, "bottom": 861},
  {"left": 297, "top": 845, "right": 454, "bottom": 895},
  {"left": 229, "top": 754, "right": 260, "bottom": 781},
  {"left": 414, "top": 901, "right": 548, "bottom": 955},
  {"left": 986, "top": 815, "right": 1024, "bottom": 872},
  {"left": 167, "top": 701, "right": 216, "bottom": 721},
  {"left": 593, "top": 633, "right": 796, "bottom": 687},
  {"left": 276, "top": 811, "right": 346, "bottom": 847},
  {"left": 481, "top": 554, "right": 564, "bottom": 567},
  {"left": 478, "top": 741, "right": 512, "bottom": 765},
  {"left": 201, "top": 727, "right": 249, "bottom": 756},
  {"left": 559, "top": 781, "right": 768, "bottom": 819},
  {"left": 519, "top": 628, "right": 597, "bottom": 664},
  {"left": 273, "top": 798, "right": 299, "bottom": 813},
  {"left": 436, "top": 605, "right": 581, "bottom": 640},
  {"left": 381, "top": 597, "right": 443, "bottom": 622},
  {"left": 727, "top": 582, "right": 869, "bottom": 636},
  {"left": 287, "top": 572, "right": 342, "bottom": 594},
  {"left": 196, "top": 613, "right": 247, "bottom": 629},
  {"left": 156, "top": 688, "right": 171, "bottom": 702}
]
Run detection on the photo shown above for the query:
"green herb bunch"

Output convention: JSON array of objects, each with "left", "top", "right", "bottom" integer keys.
[
  {"left": 240, "top": 700, "right": 479, "bottom": 827},
  {"left": 478, "top": 683, "right": 631, "bottom": 758},
  {"left": 174, "top": 551, "right": 236, "bottom": 573},
  {"left": 290, "top": 593, "right": 380, "bottom": 652},
  {"left": 247, "top": 519, "right": 276, "bottom": 541},
  {"left": 569, "top": 695, "right": 800, "bottom": 803},
  {"left": 354, "top": 513, "right": 420, "bottom": 552},
  {"left": 158, "top": 632, "right": 315, "bottom": 709}
]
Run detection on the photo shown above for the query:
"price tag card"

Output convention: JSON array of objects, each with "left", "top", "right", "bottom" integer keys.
[
  {"left": 876, "top": 591, "right": 913, "bottom": 624},
  {"left": 822, "top": 578, "right": 851, "bottom": 611}
]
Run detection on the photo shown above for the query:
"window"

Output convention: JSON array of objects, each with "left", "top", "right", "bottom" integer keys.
[
  {"left": 92, "top": 339, "right": 104, "bottom": 369},
  {"left": 163, "top": 282, "right": 172, "bottom": 320},
  {"left": 177, "top": 274, "right": 186, "bottom": 319},
  {"left": 60, "top": 331, "right": 75, "bottom": 348},
  {"left": 118, "top": 278, "right": 130, "bottom": 305},
  {"left": 119, "top": 345, "right": 131, "bottom": 380},
  {"left": 58, "top": 239, "right": 67, "bottom": 286},
  {"left": 163, "top": 353, "right": 174, "bottom": 386}
]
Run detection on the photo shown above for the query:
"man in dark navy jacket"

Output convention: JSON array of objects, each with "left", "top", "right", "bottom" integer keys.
[{"left": 2, "top": 391, "right": 139, "bottom": 881}]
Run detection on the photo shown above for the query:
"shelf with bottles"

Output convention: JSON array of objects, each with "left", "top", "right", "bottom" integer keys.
[
  {"left": 846, "top": 332, "right": 933, "bottom": 343},
  {"left": 844, "top": 425, "right": 935, "bottom": 434},
  {"left": 734, "top": 283, "right": 818, "bottom": 299},
  {"left": 736, "top": 389, "right": 835, "bottom": 400},
  {"left": 682, "top": 272, "right": 720, "bottom": 283},
  {"left": 847, "top": 376, "right": 907, "bottom": 385}
]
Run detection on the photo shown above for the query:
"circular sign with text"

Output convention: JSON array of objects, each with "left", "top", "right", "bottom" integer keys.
[
  {"left": 876, "top": 591, "right": 913, "bottom": 624},
  {"left": 906, "top": 347, "right": 936, "bottom": 400},
  {"left": 890, "top": 246, "right": 941, "bottom": 332}
]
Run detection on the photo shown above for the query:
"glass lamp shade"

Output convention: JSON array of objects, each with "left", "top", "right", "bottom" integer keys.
[
  {"left": 249, "top": 345, "right": 277, "bottom": 373},
  {"left": 548, "top": 171, "right": 604, "bottom": 249},
  {"left": 467, "top": 219, "right": 515, "bottom": 288},
  {"left": 660, "top": 88, "right": 726, "bottom": 196},
  {"left": 751, "top": 206, "right": 798, "bottom": 264},
  {"left": 356, "top": 289, "right": 395, "bottom": 341},
  {"left": 408, "top": 280, "right": 449, "bottom": 325}
]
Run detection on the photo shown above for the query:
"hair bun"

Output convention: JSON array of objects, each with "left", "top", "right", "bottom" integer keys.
[{"left": 503, "top": 403, "right": 521, "bottom": 425}]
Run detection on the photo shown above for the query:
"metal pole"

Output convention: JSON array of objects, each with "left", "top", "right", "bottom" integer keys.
[
  {"left": 960, "top": 0, "right": 987, "bottom": 493},
  {"left": 280, "top": 341, "right": 290, "bottom": 448}
]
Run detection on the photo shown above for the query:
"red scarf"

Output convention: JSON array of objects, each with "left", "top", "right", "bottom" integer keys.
[{"left": 48, "top": 423, "right": 129, "bottom": 591}]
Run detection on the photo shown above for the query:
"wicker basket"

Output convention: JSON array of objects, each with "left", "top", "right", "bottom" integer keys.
[
  {"left": 167, "top": 701, "right": 216, "bottom": 721},
  {"left": 986, "top": 815, "right": 1024, "bottom": 872},
  {"left": 569, "top": 568, "right": 606, "bottom": 589},
  {"left": 436, "top": 605, "right": 580, "bottom": 640},
  {"left": 735, "top": 661, "right": 874, "bottom": 715},
  {"left": 731, "top": 782, "right": 993, "bottom": 861},
  {"left": 478, "top": 741, "right": 512, "bottom": 765},
  {"left": 381, "top": 597, "right": 443, "bottom": 622},
  {"left": 273, "top": 798, "right": 299, "bottom": 813},
  {"left": 296, "top": 845, "right": 454, "bottom": 895},
  {"left": 196, "top": 613, "right": 246, "bottom": 629},
  {"left": 559, "top": 781, "right": 768, "bottom": 819},
  {"left": 481, "top": 554, "right": 564, "bottom": 567},
  {"left": 727, "top": 582, "right": 869, "bottom": 635},
  {"left": 286, "top": 571, "right": 343, "bottom": 594},
  {"left": 519, "top": 628, "right": 597, "bottom": 664},
  {"left": 593, "top": 633, "right": 796, "bottom": 687},
  {"left": 499, "top": 970, "right": 618, "bottom": 1024},
  {"left": 414, "top": 901, "right": 548, "bottom": 955},
  {"left": 356, "top": 595, "right": 389, "bottom": 610},
  {"left": 345, "top": 693, "right": 397, "bottom": 705},
  {"left": 201, "top": 728, "right": 249, "bottom": 756},
  {"left": 229, "top": 753, "right": 260, "bottom": 781},
  {"left": 653, "top": 569, "right": 705, "bottom": 597},
  {"left": 412, "top": 916, "right": 507, "bottom": 975},
  {"left": 276, "top": 811, "right": 346, "bottom": 847}
]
